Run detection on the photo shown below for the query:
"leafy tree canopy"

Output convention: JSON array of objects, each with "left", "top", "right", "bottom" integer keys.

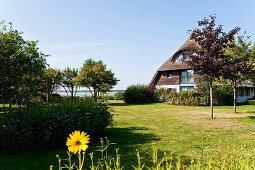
[
  {"left": 61, "top": 67, "right": 78, "bottom": 98},
  {"left": 40, "top": 68, "right": 62, "bottom": 102},
  {"left": 75, "top": 59, "right": 118, "bottom": 99},
  {"left": 0, "top": 21, "right": 47, "bottom": 105}
]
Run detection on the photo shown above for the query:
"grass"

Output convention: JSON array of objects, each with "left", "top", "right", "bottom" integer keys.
[{"left": 0, "top": 101, "right": 255, "bottom": 169}]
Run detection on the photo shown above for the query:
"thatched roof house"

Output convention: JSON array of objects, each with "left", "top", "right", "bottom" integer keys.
[{"left": 149, "top": 35, "right": 255, "bottom": 103}]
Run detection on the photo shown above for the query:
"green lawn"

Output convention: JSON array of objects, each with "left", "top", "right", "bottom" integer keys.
[{"left": 1, "top": 101, "right": 255, "bottom": 169}]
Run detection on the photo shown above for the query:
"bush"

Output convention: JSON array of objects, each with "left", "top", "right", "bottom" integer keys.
[
  {"left": 214, "top": 85, "right": 234, "bottom": 106},
  {"left": 154, "top": 88, "right": 169, "bottom": 102},
  {"left": 0, "top": 98, "right": 112, "bottom": 152},
  {"left": 113, "top": 91, "right": 124, "bottom": 100},
  {"left": 248, "top": 100, "right": 255, "bottom": 105},
  {"left": 124, "top": 84, "right": 155, "bottom": 104},
  {"left": 195, "top": 78, "right": 234, "bottom": 106},
  {"left": 168, "top": 91, "right": 200, "bottom": 106}
]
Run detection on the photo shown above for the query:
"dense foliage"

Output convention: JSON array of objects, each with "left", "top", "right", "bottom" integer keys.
[
  {"left": 154, "top": 88, "right": 170, "bottom": 102},
  {"left": 61, "top": 67, "right": 79, "bottom": 99},
  {"left": 0, "top": 98, "right": 112, "bottom": 152},
  {"left": 248, "top": 100, "right": 255, "bottom": 105},
  {"left": 113, "top": 91, "right": 124, "bottom": 100},
  {"left": 124, "top": 84, "right": 155, "bottom": 104},
  {"left": 0, "top": 21, "right": 47, "bottom": 106},
  {"left": 75, "top": 59, "right": 118, "bottom": 100},
  {"left": 168, "top": 91, "right": 200, "bottom": 106},
  {"left": 40, "top": 68, "right": 62, "bottom": 103},
  {"left": 187, "top": 15, "right": 240, "bottom": 118},
  {"left": 195, "top": 79, "right": 234, "bottom": 106},
  {"left": 214, "top": 85, "right": 234, "bottom": 106}
]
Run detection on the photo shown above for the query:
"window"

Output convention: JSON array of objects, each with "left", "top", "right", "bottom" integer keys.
[
  {"left": 167, "top": 72, "right": 172, "bottom": 78},
  {"left": 180, "top": 70, "right": 194, "bottom": 83},
  {"left": 176, "top": 51, "right": 196, "bottom": 62},
  {"left": 180, "top": 86, "right": 194, "bottom": 91},
  {"left": 240, "top": 88, "right": 244, "bottom": 96},
  {"left": 246, "top": 88, "right": 250, "bottom": 96},
  {"left": 168, "top": 88, "right": 172, "bottom": 93}
]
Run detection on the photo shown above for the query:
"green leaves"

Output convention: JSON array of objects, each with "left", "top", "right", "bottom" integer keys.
[
  {"left": 75, "top": 59, "right": 118, "bottom": 99},
  {"left": 0, "top": 21, "right": 47, "bottom": 105}
]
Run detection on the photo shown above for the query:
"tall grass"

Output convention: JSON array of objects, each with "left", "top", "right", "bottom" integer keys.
[{"left": 53, "top": 129, "right": 255, "bottom": 170}]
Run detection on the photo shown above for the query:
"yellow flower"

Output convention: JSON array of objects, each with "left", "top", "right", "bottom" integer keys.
[{"left": 66, "top": 130, "right": 90, "bottom": 154}]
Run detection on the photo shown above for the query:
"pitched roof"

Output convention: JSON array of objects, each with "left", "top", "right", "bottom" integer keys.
[
  {"left": 148, "top": 35, "right": 199, "bottom": 89},
  {"left": 237, "top": 81, "right": 255, "bottom": 87}
]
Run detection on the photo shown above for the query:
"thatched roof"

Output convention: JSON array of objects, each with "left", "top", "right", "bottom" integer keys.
[
  {"left": 237, "top": 81, "right": 255, "bottom": 88},
  {"left": 148, "top": 35, "right": 199, "bottom": 89}
]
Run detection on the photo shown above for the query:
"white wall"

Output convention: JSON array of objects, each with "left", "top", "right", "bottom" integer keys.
[{"left": 156, "top": 85, "right": 180, "bottom": 93}]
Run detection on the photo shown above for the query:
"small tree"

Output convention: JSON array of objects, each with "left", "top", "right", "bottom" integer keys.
[
  {"left": 75, "top": 59, "right": 118, "bottom": 100},
  {"left": 222, "top": 34, "right": 253, "bottom": 113},
  {"left": 61, "top": 67, "right": 78, "bottom": 100},
  {"left": 187, "top": 15, "right": 240, "bottom": 118},
  {"left": 40, "top": 68, "right": 62, "bottom": 103}
]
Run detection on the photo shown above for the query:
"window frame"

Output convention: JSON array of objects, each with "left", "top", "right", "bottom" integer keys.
[
  {"left": 167, "top": 71, "right": 172, "bottom": 79},
  {"left": 180, "top": 70, "right": 194, "bottom": 84}
]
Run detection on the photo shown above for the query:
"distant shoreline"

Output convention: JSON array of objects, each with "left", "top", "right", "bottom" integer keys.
[
  {"left": 56, "top": 90, "right": 125, "bottom": 93},
  {"left": 56, "top": 90, "right": 125, "bottom": 97}
]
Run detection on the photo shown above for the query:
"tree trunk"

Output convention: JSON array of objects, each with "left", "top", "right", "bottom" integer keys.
[
  {"left": 233, "top": 86, "right": 237, "bottom": 113},
  {"left": 210, "top": 84, "right": 214, "bottom": 119},
  {"left": 46, "top": 92, "right": 49, "bottom": 103},
  {"left": 71, "top": 85, "right": 74, "bottom": 101}
]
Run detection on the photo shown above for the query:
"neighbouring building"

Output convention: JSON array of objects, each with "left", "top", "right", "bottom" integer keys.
[{"left": 149, "top": 35, "right": 255, "bottom": 103}]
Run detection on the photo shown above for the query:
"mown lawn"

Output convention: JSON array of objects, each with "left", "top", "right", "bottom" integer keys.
[{"left": 0, "top": 101, "right": 255, "bottom": 169}]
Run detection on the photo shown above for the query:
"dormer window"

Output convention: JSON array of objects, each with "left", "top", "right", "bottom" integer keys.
[
  {"left": 176, "top": 51, "right": 196, "bottom": 62},
  {"left": 167, "top": 71, "right": 172, "bottom": 78}
]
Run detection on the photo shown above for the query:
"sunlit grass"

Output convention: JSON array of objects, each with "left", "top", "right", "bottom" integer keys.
[{"left": 0, "top": 101, "right": 255, "bottom": 169}]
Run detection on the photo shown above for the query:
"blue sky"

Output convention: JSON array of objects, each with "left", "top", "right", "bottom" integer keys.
[{"left": 0, "top": 0, "right": 255, "bottom": 90}]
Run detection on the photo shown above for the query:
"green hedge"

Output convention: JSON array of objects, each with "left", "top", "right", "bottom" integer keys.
[
  {"left": 124, "top": 84, "right": 155, "bottom": 104},
  {"left": 113, "top": 91, "right": 124, "bottom": 100},
  {"left": 168, "top": 91, "right": 200, "bottom": 106},
  {"left": 0, "top": 98, "right": 112, "bottom": 152},
  {"left": 248, "top": 100, "right": 255, "bottom": 105}
]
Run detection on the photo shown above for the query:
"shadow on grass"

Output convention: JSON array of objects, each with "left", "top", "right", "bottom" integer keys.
[
  {"left": 233, "top": 116, "right": 255, "bottom": 123},
  {"left": 0, "top": 126, "right": 192, "bottom": 170},
  {"left": 248, "top": 116, "right": 255, "bottom": 119},
  {"left": 245, "top": 111, "right": 255, "bottom": 114},
  {"left": 102, "top": 126, "right": 191, "bottom": 169},
  {"left": 109, "top": 102, "right": 156, "bottom": 107}
]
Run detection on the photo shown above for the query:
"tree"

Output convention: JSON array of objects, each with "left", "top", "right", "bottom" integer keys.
[
  {"left": 40, "top": 68, "right": 62, "bottom": 103},
  {"left": 187, "top": 15, "right": 240, "bottom": 118},
  {"left": 61, "top": 67, "right": 78, "bottom": 100},
  {"left": 0, "top": 21, "right": 47, "bottom": 106},
  {"left": 222, "top": 34, "right": 253, "bottom": 113},
  {"left": 75, "top": 59, "right": 118, "bottom": 100}
]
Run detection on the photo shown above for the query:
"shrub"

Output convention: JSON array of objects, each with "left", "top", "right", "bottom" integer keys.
[
  {"left": 124, "top": 84, "right": 155, "bottom": 104},
  {"left": 195, "top": 78, "right": 234, "bottom": 106},
  {"left": 0, "top": 98, "right": 112, "bottom": 152},
  {"left": 168, "top": 92, "right": 179, "bottom": 105},
  {"left": 113, "top": 91, "right": 124, "bottom": 100},
  {"left": 248, "top": 100, "right": 255, "bottom": 105},
  {"left": 168, "top": 91, "right": 200, "bottom": 106},
  {"left": 154, "top": 88, "right": 169, "bottom": 102}
]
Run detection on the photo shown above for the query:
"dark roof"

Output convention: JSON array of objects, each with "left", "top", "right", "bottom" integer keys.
[
  {"left": 149, "top": 35, "right": 199, "bottom": 88},
  {"left": 237, "top": 81, "right": 255, "bottom": 87}
]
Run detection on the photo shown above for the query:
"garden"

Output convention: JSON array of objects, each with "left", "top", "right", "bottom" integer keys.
[
  {"left": 1, "top": 101, "right": 255, "bottom": 169},
  {"left": 0, "top": 15, "right": 255, "bottom": 170}
]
